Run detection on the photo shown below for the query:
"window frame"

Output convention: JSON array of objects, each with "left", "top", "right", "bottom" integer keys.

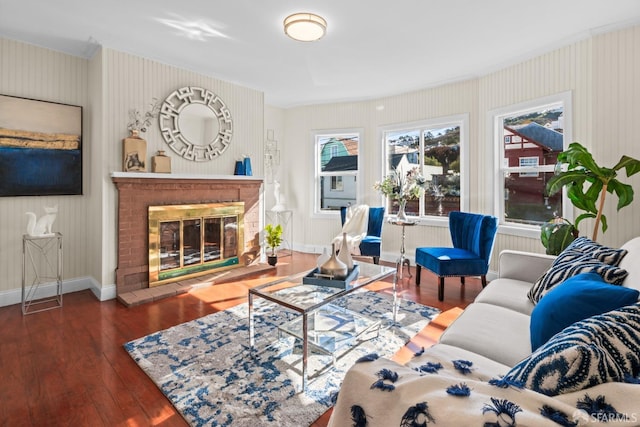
[
  {"left": 378, "top": 114, "right": 469, "bottom": 225},
  {"left": 489, "top": 91, "right": 572, "bottom": 238},
  {"left": 312, "top": 128, "right": 363, "bottom": 218}
]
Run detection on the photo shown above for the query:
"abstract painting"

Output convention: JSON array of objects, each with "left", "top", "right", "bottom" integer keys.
[{"left": 0, "top": 94, "right": 82, "bottom": 196}]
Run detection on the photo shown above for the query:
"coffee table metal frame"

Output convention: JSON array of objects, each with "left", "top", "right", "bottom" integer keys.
[{"left": 248, "top": 262, "right": 396, "bottom": 390}]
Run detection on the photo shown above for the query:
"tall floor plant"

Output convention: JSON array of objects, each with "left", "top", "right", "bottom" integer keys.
[{"left": 546, "top": 142, "right": 640, "bottom": 241}]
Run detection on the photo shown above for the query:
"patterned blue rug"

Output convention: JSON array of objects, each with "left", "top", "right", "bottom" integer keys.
[{"left": 124, "top": 289, "right": 439, "bottom": 427}]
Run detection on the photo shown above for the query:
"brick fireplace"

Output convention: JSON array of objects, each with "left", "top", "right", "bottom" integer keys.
[{"left": 111, "top": 173, "right": 262, "bottom": 303}]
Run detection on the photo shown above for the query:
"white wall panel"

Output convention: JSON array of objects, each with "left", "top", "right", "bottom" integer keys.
[
  {"left": 0, "top": 39, "right": 90, "bottom": 294},
  {"left": 591, "top": 26, "right": 640, "bottom": 248}
]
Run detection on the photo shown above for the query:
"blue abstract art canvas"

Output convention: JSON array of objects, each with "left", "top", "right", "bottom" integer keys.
[{"left": 0, "top": 94, "right": 82, "bottom": 196}]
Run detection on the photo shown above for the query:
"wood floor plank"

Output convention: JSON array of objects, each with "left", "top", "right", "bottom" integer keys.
[{"left": 0, "top": 252, "right": 479, "bottom": 426}]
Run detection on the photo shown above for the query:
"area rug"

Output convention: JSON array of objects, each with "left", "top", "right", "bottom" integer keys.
[{"left": 124, "top": 289, "right": 439, "bottom": 427}]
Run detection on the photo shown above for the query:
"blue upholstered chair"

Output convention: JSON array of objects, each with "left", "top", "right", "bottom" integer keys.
[
  {"left": 340, "top": 206, "right": 385, "bottom": 264},
  {"left": 415, "top": 211, "right": 498, "bottom": 301}
]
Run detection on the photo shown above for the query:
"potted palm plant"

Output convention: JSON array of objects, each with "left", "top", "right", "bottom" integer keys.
[
  {"left": 264, "top": 223, "right": 283, "bottom": 266},
  {"left": 545, "top": 142, "right": 640, "bottom": 246}
]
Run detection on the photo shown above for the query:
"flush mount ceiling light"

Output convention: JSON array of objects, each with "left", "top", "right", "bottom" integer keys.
[{"left": 283, "top": 13, "right": 327, "bottom": 42}]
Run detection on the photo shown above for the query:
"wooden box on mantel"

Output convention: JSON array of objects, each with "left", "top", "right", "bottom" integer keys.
[{"left": 152, "top": 150, "right": 171, "bottom": 173}]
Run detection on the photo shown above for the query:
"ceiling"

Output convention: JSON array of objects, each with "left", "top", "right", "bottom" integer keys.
[{"left": 2, "top": 1, "right": 640, "bottom": 108}]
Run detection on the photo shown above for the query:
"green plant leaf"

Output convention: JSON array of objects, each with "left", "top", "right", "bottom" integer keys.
[
  {"left": 600, "top": 214, "right": 608, "bottom": 233},
  {"left": 547, "top": 226, "right": 577, "bottom": 255},
  {"left": 540, "top": 218, "right": 578, "bottom": 255},
  {"left": 264, "top": 223, "right": 284, "bottom": 250},
  {"left": 574, "top": 212, "right": 596, "bottom": 230},
  {"left": 608, "top": 180, "right": 634, "bottom": 210},
  {"left": 546, "top": 170, "right": 587, "bottom": 196},
  {"left": 561, "top": 142, "right": 603, "bottom": 175},
  {"left": 566, "top": 182, "right": 597, "bottom": 213},
  {"left": 613, "top": 155, "right": 640, "bottom": 176}
]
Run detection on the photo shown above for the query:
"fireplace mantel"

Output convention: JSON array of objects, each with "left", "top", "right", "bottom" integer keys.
[
  {"left": 111, "top": 172, "right": 263, "bottom": 301},
  {"left": 110, "top": 171, "right": 262, "bottom": 182}
]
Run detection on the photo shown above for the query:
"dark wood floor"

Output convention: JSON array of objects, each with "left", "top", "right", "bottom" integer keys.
[{"left": 0, "top": 252, "right": 483, "bottom": 427}]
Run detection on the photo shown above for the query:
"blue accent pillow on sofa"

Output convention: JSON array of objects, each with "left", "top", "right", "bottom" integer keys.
[{"left": 530, "top": 273, "right": 640, "bottom": 350}]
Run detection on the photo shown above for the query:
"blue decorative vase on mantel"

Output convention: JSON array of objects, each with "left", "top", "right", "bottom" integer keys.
[
  {"left": 243, "top": 157, "right": 252, "bottom": 176},
  {"left": 234, "top": 160, "right": 245, "bottom": 175}
]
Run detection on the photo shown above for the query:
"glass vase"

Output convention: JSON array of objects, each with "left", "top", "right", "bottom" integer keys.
[{"left": 397, "top": 199, "right": 408, "bottom": 222}]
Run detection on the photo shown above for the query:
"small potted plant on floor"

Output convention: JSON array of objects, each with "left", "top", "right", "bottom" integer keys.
[{"left": 264, "top": 223, "right": 283, "bottom": 266}]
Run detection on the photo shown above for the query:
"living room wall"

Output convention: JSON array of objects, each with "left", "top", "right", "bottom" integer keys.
[
  {"left": 92, "top": 48, "right": 264, "bottom": 290},
  {"left": 1, "top": 23, "right": 638, "bottom": 305},
  {"left": 0, "top": 38, "right": 93, "bottom": 306},
  {"left": 272, "top": 24, "right": 640, "bottom": 269},
  {"left": 0, "top": 39, "right": 264, "bottom": 306}
]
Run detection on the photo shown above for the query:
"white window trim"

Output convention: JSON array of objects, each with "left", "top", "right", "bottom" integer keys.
[
  {"left": 311, "top": 128, "right": 363, "bottom": 218},
  {"left": 378, "top": 114, "right": 469, "bottom": 227},
  {"left": 488, "top": 91, "right": 572, "bottom": 238}
]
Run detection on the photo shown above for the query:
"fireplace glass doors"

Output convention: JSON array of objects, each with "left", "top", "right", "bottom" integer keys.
[{"left": 148, "top": 202, "right": 244, "bottom": 287}]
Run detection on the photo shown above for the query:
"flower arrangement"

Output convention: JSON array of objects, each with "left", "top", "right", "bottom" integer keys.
[
  {"left": 127, "top": 98, "right": 161, "bottom": 134},
  {"left": 373, "top": 167, "right": 428, "bottom": 202}
]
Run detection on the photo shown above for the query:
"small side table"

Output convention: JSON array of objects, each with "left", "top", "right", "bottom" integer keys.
[
  {"left": 388, "top": 219, "right": 417, "bottom": 281},
  {"left": 22, "top": 233, "right": 63, "bottom": 315}
]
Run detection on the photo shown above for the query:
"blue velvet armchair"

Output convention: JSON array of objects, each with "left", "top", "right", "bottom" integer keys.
[
  {"left": 340, "top": 206, "right": 385, "bottom": 264},
  {"left": 415, "top": 211, "right": 498, "bottom": 301}
]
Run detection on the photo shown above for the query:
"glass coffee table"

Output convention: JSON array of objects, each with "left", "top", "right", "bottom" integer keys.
[{"left": 248, "top": 262, "right": 396, "bottom": 390}]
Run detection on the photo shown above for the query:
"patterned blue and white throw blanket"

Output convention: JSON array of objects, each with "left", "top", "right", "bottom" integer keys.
[{"left": 328, "top": 345, "right": 640, "bottom": 427}]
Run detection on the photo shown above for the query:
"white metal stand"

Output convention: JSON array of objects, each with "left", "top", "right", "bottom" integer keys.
[
  {"left": 388, "top": 219, "right": 417, "bottom": 281},
  {"left": 266, "top": 210, "right": 293, "bottom": 257},
  {"left": 22, "top": 233, "right": 63, "bottom": 315}
]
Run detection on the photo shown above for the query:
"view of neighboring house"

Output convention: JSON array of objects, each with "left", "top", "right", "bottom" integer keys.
[
  {"left": 320, "top": 136, "right": 359, "bottom": 209},
  {"left": 503, "top": 121, "right": 564, "bottom": 221}
]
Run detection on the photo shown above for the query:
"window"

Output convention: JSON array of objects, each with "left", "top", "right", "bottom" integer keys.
[
  {"left": 380, "top": 115, "right": 468, "bottom": 218},
  {"left": 519, "top": 157, "right": 539, "bottom": 177},
  {"left": 492, "top": 92, "right": 571, "bottom": 233},
  {"left": 314, "top": 130, "right": 360, "bottom": 213},
  {"left": 331, "top": 176, "right": 344, "bottom": 191}
]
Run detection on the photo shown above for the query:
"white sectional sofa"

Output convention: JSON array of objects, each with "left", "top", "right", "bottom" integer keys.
[{"left": 328, "top": 237, "right": 640, "bottom": 426}]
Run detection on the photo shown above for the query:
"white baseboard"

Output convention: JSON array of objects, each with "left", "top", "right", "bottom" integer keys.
[{"left": 0, "top": 276, "right": 117, "bottom": 308}]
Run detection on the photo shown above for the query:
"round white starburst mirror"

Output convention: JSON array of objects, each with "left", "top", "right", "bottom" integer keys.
[{"left": 158, "top": 86, "right": 233, "bottom": 162}]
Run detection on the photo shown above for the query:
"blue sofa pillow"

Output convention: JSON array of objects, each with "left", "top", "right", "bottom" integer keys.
[
  {"left": 530, "top": 273, "right": 639, "bottom": 350},
  {"left": 505, "top": 303, "right": 640, "bottom": 396}
]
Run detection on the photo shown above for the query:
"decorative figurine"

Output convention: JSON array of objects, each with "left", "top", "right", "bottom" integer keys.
[
  {"left": 272, "top": 180, "right": 287, "bottom": 212},
  {"left": 25, "top": 205, "right": 58, "bottom": 237}
]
